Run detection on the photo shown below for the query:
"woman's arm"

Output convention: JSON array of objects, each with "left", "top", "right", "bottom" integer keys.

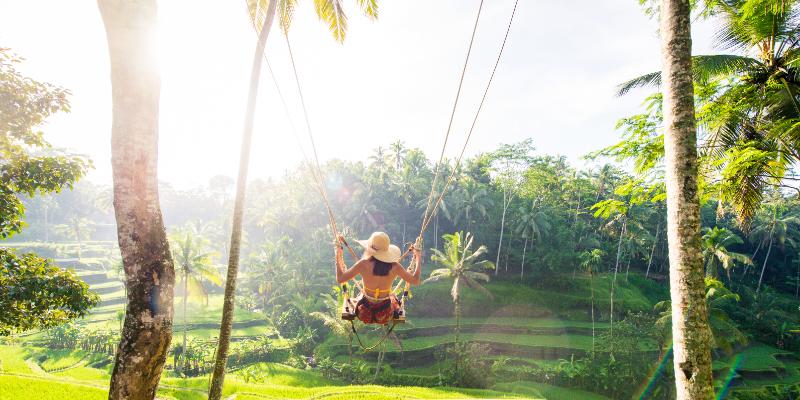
[
  {"left": 335, "top": 244, "right": 364, "bottom": 283},
  {"left": 394, "top": 247, "right": 422, "bottom": 285}
]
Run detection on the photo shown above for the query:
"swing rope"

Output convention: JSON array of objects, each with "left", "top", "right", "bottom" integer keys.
[
  {"left": 350, "top": 319, "right": 398, "bottom": 352},
  {"left": 395, "top": 0, "right": 521, "bottom": 294},
  {"left": 248, "top": 0, "right": 520, "bottom": 351}
]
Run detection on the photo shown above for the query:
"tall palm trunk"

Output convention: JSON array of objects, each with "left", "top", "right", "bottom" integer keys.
[
  {"left": 756, "top": 232, "right": 774, "bottom": 294},
  {"left": 520, "top": 237, "right": 528, "bottom": 279},
  {"left": 495, "top": 189, "right": 511, "bottom": 276},
  {"left": 75, "top": 220, "right": 83, "bottom": 259},
  {"left": 660, "top": 0, "right": 715, "bottom": 397},
  {"left": 208, "top": 2, "right": 277, "bottom": 399},
  {"left": 181, "top": 268, "right": 189, "bottom": 376},
  {"left": 98, "top": 1, "right": 175, "bottom": 398},
  {"left": 610, "top": 218, "right": 625, "bottom": 335},
  {"left": 646, "top": 220, "right": 661, "bottom": 278},
  {"left": 589, "top": 265, "right": 596, "bottom": 353},
  {"left": 454, "top": 298, "right": 461, "bottom": 344}
]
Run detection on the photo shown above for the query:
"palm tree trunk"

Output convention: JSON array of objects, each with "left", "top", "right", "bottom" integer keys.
[
  {"left": 434, "top": 214, "right": 439, "bottom": 250},
  {"left": 610, "top": 219, "right": 625, "bottom": 334},
  {"left": 75, "top": 220, "right": 83, "bottom": 259},
  {"left": 208, "top": 3, "right": 277, "bottom": 399},
  {"left": 589, "top": 266, "right": 595, "bottom": 353},
  {"left": 520, "top": 237, "right": 528, "bottom": 280},
  {"left": 181, "top": 269, "right": 188, "bottom": 377},
  {"left": 660, "top": 1, "right": 715, "bottom": 397},
  {"left": 756, "top": 234, "right": 774, "bottom": 294},
  {"left": 495, "top": 190, "right": 510, "bottom": 276},
  {"left": 454, "top": 298, "right": 461, "bottom": 344},
  {"left": 795, "top": 259, "right": 799, "bottom": 299},
  {"left": 44, "top": 206, "right": 49, "bottom": 242},
  {"left": 98, "top": 1, "right": 175, "bottom": 398},
  {"left": 646, "top": 220, "right": 661, "bottom": 279},
  {"left": 744, "top": 240, "right": 763, "bottom": 276}
]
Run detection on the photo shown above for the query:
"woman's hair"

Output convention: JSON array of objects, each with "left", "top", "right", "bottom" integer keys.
[{"left": 370, "top": 257, "right": 393, "bottom": 276}]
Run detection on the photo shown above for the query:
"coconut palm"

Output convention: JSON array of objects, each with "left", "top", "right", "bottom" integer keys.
[
  {"left": 54, "top": 217, "right": 94, "bottom": 259},
  {"left": 369, "top": 146, "right": 390, "bottom": 179},
  {"left": 170, "top": 229, "right": 222, "bottom": 376},
  {"left": 451, "top": 179, "right": 492, "bottom": 233},
  {"left": 514, "top": 202, "right": 551, "bottom": 279},
  {"left": 390, "top": 140, "right": 407, "bottom": 170},
  {"left": 210, "top": 2, "right": 380, "bottom": 396},
  {"left": 749, "top": 205, "right": 800, "bottom": 293},
  {"left": 701, "top": 227, "right": 752, "bottom": 282},
  {"left": 619, "top": 0, "right": 800, "bottom": 223},
  {"left": 424, "top": 232, "right": 494, "bottom": 343},
  {"left": 655, "top": 278, "right": 747, "bottom": 354},
  {"left": 658, "top": 0, "right": 715, "bottom": 396},
  {"left": 580, "top": 249, "right": 605, "bottom": 352},
  {"left": 310, "top": 293, "right": 355, "bottom": 362}
]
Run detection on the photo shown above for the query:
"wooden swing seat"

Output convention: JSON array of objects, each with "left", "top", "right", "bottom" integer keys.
[{"left": 340, "top": 296, "right": 406, "bottom": 324}]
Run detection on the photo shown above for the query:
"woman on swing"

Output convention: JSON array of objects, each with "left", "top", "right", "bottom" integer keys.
[{"left": 335, "top": 231, "right": 422, "bottom": 325}]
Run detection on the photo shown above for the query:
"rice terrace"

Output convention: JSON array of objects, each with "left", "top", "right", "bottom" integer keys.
[{"left": 2, "top": 0, "right": 800, "bottom": 399}]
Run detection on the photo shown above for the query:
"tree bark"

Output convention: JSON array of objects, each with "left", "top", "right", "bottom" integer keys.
[
  {"left": 208, "top": 2, "right": 277, "bottom": 399},
  {"left": 98, "top": 1, "right": 175, "bottom": 398},
  {"left": 660, "top": 1, "right": 715, "bottom": 398}
]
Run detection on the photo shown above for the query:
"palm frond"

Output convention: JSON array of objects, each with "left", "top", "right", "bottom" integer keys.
[
  {"left": 278, "top": 0, "right": 298, "bottom": 34},
  {"left": 616, "top": 72, "right": 662, "bottom": 97},
  {"left": 314, "top": 0, "right": 348, "bottom": 43},
  {"left": 247, "top": 0, "right": 276, "bottom": 33},
  {"left": 356, "top": 0, "right": 378, "bottom": 19}
]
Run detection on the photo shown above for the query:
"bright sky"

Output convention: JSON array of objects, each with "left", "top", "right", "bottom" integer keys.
[{"left": 0, "top": 0, "right": 718, "bottom": 186}]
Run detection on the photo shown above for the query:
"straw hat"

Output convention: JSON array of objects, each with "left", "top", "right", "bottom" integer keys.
[{"left": 356, "top": 231, "right": 401, "bottom": 263}]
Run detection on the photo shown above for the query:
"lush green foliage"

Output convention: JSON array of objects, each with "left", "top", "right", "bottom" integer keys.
[{"left": 0, "top": 249, "right": 98, "bottom": 335}]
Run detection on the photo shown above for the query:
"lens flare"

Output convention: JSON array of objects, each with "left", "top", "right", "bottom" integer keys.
[{"left": 634, "top": 344, "right": 672, "bottom": 400}]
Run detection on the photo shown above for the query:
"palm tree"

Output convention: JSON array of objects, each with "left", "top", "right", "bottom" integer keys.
[
  {"left": 452, "top": 179, "right": 492, "bottom": 234},
  {"left": 749, "top": 205, "right": 800, "bottom": 293},
  {"left": 97, "top": 1, "right": 176, "bottom": 397},
  {"left": 514, "top": 202, "right": 551, "bottom": 279},
  {"left": 170, "top": 229, "right": 222, "bottom": 376},
  {"left": 580, "top": 249, "right": 605, "bottom": 352},
  {"left": 54, "top": 217, "right": 94, "bottom": 259},
  {"left": 310, "top": 293, "right": 355, "bottom": 362},
  {"left": 369, "top": 146, "right": 390, "bottom": 179},
  {"left": 658, "top": 0, "right": 715, "bottom": 397},
  {"left": 655, "top": 278, "right": 747, "bottom": 354},
  {"left": 390, "top": 140, "right": 407, "bottom": 170},
  {"left": 701, "top": 227, "right": 752, "bottom": 282},
  {"left": 210, "top": 2, "right": 379, "bottom": 397},
  {"left": 424, "top": 232, "right": 494, "bottom": 343},
  {"left": 619, "top": 0, "right": 800, "bottom": 223}
]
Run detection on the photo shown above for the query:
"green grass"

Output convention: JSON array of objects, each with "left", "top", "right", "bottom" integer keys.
[
  {"left": 0, "top": 346, "right": 35, "bottom": 374},
  {"left": 53, "top": 366, "right": 110, "bottom": 381},
  {"left": 493, "top": 381, "right": 610, "bottom": 400},
  {"left": 0, "top": 376, "right": 107, "bottom": 400}
]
